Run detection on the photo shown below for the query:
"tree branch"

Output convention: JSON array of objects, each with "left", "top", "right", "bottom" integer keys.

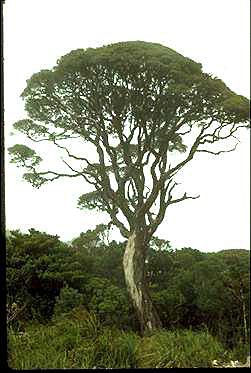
[
  {"left": 197, "top": 142, "right": 239, "bottom": 155},
  {"left": 166, "top": 191, "right": 200, "bottom": 205}
]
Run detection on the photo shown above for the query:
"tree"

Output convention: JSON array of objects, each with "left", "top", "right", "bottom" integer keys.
[
  {"left": 219, "top": 250, "right": 250, "bottom": 345},
  {"left": 8, "top": 41, "right": 250, "bottom": 334},
  {"left": 6, "top": 228, "right": 65, "bottom": 323}
]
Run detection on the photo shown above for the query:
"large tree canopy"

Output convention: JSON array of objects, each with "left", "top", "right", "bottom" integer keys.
[
  {"left": 8, "top": 41, "right": 250, "bottom": 333},
  {"left": 8, "top": 41, "right": 249, "bottom": 238}
]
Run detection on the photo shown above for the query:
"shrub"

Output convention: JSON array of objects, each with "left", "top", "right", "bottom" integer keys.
[
  {"left": 53, "top": 285, "right": 84, "bottom": 316},
  {"left": 85, "top": 277, "right": 130, "bottom": 328}
]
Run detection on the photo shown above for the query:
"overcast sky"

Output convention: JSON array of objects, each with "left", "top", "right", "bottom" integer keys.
[{"left": 4, "top": 0, "right": 250, "bottom": 252}]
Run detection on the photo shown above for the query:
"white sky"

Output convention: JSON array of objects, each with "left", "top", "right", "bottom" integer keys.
[{"left": 4, "top": 0, "right": 250, "bottom": 251}]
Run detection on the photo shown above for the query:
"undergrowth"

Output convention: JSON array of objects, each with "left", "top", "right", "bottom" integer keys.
[{"left": 7, "top": 308, "right": 249, "bottom": 369}]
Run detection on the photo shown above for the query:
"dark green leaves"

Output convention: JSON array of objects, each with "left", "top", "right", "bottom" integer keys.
[
  {"left": 22, "top": 172, "right": 48, "bottom": 188},
  {"left": 7, "top": 144, "right": 49, "bottom": 188},
  {"left": 222, "top": 95, "right": 250, "bottom": 122},
  {"left": 77, "top": 191, "right": 108, "bottom": 212},
  {"left": 21, "top": 69, "right": 57, "bottom": 98},
  {"left": 8, "top": 144, "right": 42, "bottom": 167},
  {"left": 13, "top": 119, "right": 49, "bottom": 138}
]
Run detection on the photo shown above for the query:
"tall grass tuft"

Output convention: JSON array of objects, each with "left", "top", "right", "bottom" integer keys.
[
  {"left": 8, "top": 322, "right": 80, "bottom": 369},
  {"left": 7, "top": 309, "right": 140, "bottom": 369},
  {"left": 113, "top": 330, "right": 140, "bottom": 368},
  {"left": 136, "top": 328, "right": 225, "bottom": 368},
  {"left": 90, "top": 327, "right": 140, "bottom": 368},
  {"left": 7, "top": 311, "right": 102, "bottom": 369}
]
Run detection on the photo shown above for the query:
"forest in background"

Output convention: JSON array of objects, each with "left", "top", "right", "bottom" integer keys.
[{"left": 6, "top": 223, "right": 250, "bottom": 368}]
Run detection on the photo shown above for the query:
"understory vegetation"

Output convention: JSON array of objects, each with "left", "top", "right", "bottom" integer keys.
[{"left": 6, "top": 225, "right": 250, "bottom": 368}]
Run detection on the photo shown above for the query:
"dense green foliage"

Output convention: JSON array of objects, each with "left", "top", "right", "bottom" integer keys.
[{"left": 7, "top": 225, "right": 250, "bottom": 367}]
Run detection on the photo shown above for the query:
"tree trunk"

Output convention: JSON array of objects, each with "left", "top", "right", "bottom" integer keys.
[
  {"left": 240, "top": 287, "right": 248, "bottom": 345},
  {"left": 123, "top": 230, "right": 162, "bottom": 335}
]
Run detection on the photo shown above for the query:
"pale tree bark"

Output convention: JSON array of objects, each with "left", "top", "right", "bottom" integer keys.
[
  {"left": 240, "top": 287, "right": 248, "bottom": 345},
  {"left": 123, "top": 230, "right": 162, "bottom": 335}
]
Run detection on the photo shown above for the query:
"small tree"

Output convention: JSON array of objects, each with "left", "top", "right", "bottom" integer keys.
[{"left": 8, "top": 41, "right": 249, "bottom": 334}]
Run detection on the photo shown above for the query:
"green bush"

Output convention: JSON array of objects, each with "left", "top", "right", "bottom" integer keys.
[
  {"left": 53, "top": 285, "right": 84, "bottom": 316},
  {"left": 85, "top": 277, "right": 130, "bottom": 328}
]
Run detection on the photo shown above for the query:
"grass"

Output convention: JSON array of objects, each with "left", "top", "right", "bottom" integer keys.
[
  {"left": 229, "top": 343, "right": 250, "bottom": 364},
  {"left": 136, "top": 328, "right": 226, "bottom": 368},
  {"left": 7, "top": 310, "right": 248, "bottom": 369}
]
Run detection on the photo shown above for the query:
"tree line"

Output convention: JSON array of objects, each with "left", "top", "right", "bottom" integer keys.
[{"left": 6, "top": 224, "right": 250, "bottom": 351}]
